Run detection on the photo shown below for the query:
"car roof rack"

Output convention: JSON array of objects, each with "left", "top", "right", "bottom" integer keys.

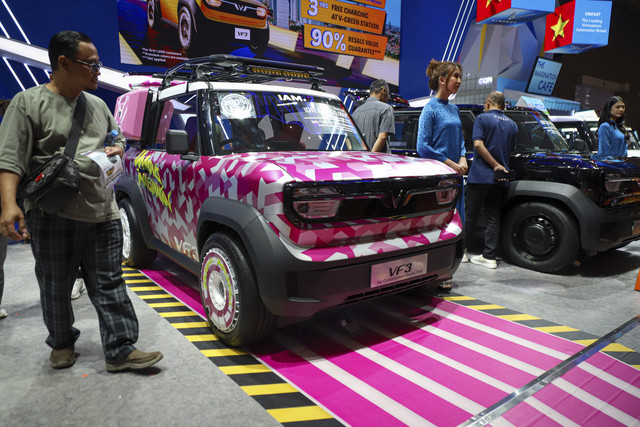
[{"left": 143, "top": 54, "right": 326, "bottom": 90}]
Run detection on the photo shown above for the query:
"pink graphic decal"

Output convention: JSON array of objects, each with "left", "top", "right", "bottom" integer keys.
[{"left": 123, "top": 149, "right": 460, "bottom": 262}]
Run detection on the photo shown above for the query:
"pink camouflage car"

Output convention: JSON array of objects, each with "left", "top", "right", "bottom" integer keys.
[{"left": 114, "top": 55, "right": 464, "bottom": 346}]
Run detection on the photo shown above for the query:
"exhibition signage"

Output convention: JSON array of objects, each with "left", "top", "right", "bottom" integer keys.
[
  {"left": 477, "top": 0, "right": 555, "bottom": 26},
  {"left": 544, "top": 0, "right": 612, "bottom": 54},
  {"left": 301, "top": 0, "right": 386, "bottom": 34},
  {"left": 303, "top": 24, "right": 388, "bottom": 60},
  {"left": 302, "top": 0, "right": 389, "bottom": 59},
  {"left": 352, "top": 0, "right": 386, "bottom": 9},
  {"left": 526, "top": 57, "right": 562, "bottom": 96},
  {"left": 116, "top": 0, "right": 401, "bottom": 89}
]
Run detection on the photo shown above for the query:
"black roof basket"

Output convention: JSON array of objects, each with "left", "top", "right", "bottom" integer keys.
[{"left": 152, "top": 54, "right": 325, "bottom": 90}]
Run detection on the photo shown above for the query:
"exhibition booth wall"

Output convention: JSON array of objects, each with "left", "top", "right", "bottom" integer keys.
[
  {"left": 0, "top": 0, "right": 476, "bottom": 105},
  {"left": 0, "top": 0, "right": 634, "bottom": 123}
]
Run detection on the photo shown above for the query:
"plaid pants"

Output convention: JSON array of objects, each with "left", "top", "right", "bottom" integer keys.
[
  {"left": 26, "top": 209, "right": 138, "bottom": 362},
  {"left": 0, "top": 233, "right": 6, "bottom": 305}
]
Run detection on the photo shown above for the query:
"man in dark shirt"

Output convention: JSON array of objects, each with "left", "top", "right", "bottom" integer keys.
[
  {"left": 352, "top": 79, "right": 395, "bottom": 153},
  {"left": 465, "top": 91, "right": 517, "bottom": 269}
]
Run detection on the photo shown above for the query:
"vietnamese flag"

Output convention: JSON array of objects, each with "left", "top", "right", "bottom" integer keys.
[
  {"left": 477, "top": 0, "right": 512, "bottom": 23},
  {"left": 545, "top": 1, "right": 576, "bottom": 51}
]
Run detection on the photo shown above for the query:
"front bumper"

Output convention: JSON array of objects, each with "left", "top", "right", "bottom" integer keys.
[{"left": 244, "top": 214, "right": 464, "bottom": 318}]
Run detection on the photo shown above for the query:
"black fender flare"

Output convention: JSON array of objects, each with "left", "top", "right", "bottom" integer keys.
[
  {"left": 505, "top": 180, "right": 603, "bottom": 250},
  {"left": 115, "top": 176, "right": 155, "bottom": 249},
  {"left": 197, "top": 197, "right": 266, "bottom": 260},
  {"left": 196, "top": 197, "right": 296, "bottom": 306}
]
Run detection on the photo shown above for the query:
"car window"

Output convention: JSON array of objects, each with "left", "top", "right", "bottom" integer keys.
[
  {"left": 626, "top": 128, "right": 640, "bottom": 150},
  {"left": 505, "top": 111, "right": 570, "bottom": 153},
  {"left": 459, "top": 111, "right": 475, "bottom": 152},
  {"left": 152, "top": 93, "right": 199, "bottom": 153},
  {"left": 552, "top": 122, "right": 592, "bottom": 152},
  {"left": 207, "top": 91, "right": 366, "bottom": 154},
  {"left": 389, "top": 112, "right": 419, "bottom": 150}
]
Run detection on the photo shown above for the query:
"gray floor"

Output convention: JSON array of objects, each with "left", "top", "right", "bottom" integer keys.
[
  {"left": 0, "top": 241, "right": 281, "bottom": 427},
  {"left": 1, "top": 239, "right": 639, "bottom": 426}
]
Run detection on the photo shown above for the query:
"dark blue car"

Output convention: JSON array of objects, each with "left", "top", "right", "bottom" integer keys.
[{"left": 390, "top": 104, "right": 640, "bottom": 273}]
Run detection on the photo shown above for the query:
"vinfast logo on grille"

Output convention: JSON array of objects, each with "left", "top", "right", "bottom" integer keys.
[
  {"left": 385, "top": 190, "right": 407, "bottom": 209},
  {"left": 234, "top": 4, "right": 247, "bottom": 12}
]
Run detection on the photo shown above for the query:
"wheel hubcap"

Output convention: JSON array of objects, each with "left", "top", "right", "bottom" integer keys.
[
  {"left": 179, "top": 13, "right": 191, "bottom": 48},
  {"left": 516, "top": 216, "right": 557, "bottom": 258},
  {"left": 119, "top": 207, "right": 131, "bottom": 259},
  {"left": 208, "top": 270, "right": 226, "bottom": 311},
  {"left": 201, "top": 248, "right": 239, "bottom": 333}
]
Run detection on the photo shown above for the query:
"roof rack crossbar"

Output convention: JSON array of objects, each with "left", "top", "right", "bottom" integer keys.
[{"left": 157, "top": 54, "right": 325, "bottom": 90}]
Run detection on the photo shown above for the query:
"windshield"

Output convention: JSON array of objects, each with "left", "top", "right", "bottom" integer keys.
[
  {"left": 207, "top": 91, "right": 366, "bottom": 154},
  {"left": 505, "top": 111, "right": 573, "bottom": 153},
  {"left": 552, "top": 120, "right": 595, "bottom": 152},
  {"left": 626, "top": 128, "right": 640, "bottom": 150}
]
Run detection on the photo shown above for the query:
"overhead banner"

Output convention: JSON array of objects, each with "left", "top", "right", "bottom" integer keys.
[
  {"left": 303, "top": 24, "right": 387, "bottom": 60},
  {"left": 544, "top": 0, "right": 612, "bottom": 54},
  {"left": 477, "top": 0, "right": 555, "bottom": 26},
  {"left": 301, "top": 0, "right": 386, "bottom": 34},
  {"left": 354, "top": 0, "right": 387, "bottom": 8},
  {"left": 116, "top": 0, "right": 400, "bottom": 89}
]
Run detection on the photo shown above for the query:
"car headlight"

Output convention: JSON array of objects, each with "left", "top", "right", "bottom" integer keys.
[
  {"left": 435, "top": 178, "right": 459, "bottom": 205},
  {"left": 204, "top": 0, "right": 222, "bottom": 7},
  {"left": 256, "top": 6, "right": 267, "bottom": 17},
  {"left": 604, "top": 175, "right": 637, "bottom": 193},
  {"left": 292, "top": 186, "right": 342, "bottom": 219}
]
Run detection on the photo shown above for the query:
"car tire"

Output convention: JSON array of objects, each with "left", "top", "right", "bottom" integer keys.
[
  {"left": 147, "top": 0, "right": 161, "bottom": 29},
  {"left": 178, "top": 6, "right": 193, "bottom": 51},
  {"left": 502, "top": 202, "right": 579, "bottom": 273},
  {"left": 118, "top": 198, "right": 157, "bottom": 268},
  {"left": 200, "top": 233, "right": 276, "bottom": 347},
  {"left": 249, "top": 27, "right": 269, "bottom": 56}
]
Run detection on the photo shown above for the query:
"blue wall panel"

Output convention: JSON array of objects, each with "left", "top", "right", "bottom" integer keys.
[{"left": 398, "top": 0, "right": 475, "bottom": 100}]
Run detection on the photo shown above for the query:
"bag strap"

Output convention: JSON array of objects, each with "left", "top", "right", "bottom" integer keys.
[{"left": 63, "top": 92, "right": 87, "bottom": 158}]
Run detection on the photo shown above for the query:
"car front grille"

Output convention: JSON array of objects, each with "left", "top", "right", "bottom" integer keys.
[{"left": 283, "top": 175, "right": 460, "bottom": 229}]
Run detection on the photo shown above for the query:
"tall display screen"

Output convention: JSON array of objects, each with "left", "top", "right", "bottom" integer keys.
[
  {"left": 526, "top": 57, "right": 562, "bottom": 96},
  {"left": 117, "top": 0, "right": 401, "bottom": 90}
]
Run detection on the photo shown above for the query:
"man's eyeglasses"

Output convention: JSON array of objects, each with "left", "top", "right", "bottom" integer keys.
[{"left": 72, "top": 59, "right": 102, "bottom": 74}]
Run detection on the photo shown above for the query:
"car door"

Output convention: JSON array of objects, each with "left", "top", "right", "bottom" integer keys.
[{"left": 135, "top": 92, "right": 201, "bottom": 261}]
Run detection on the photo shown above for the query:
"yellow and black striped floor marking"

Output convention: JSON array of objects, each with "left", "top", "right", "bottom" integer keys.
[
  {"left": 441, "top": 293, "right": 640, "bottom": 370},
  {"left": 122, "top": 268, "right": 341, "bottom": 427}
]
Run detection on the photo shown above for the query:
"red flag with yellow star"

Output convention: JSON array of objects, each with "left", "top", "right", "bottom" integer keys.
[
  {"left": 477, "top": 0, "right": 511, "bottom": 23},
  {"left": 545, "top": 1, "right": 576, "bottom": 51},
  {"left": 477, "top": 0, "right": 555, "bottom": 26}
]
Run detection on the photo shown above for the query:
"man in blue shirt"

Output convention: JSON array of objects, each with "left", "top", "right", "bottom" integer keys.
[{"left": 466, "top": 91, "right": 517, "bottom": 269}]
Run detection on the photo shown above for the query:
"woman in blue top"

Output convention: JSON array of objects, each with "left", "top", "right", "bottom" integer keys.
[
  {"left": 417, "top": 59, "right": 467, "bottom": 221},
  {"left": 592, "top": 96, "right": 627, "bottom": 161}
]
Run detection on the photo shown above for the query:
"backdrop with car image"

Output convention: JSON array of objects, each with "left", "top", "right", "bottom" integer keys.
[{"left": 117, "top": 0, "right": 402, "bottom": 90}]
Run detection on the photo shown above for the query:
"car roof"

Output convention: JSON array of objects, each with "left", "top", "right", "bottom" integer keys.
[
  {"left": 395, "top": 104, "right": 541, "bottom": 114},
  {"left": 549, "top": 116, "right": 586, "bottom": 123},
  {"left": 157, "top": 81, "right": 341, "bottom": 101}
]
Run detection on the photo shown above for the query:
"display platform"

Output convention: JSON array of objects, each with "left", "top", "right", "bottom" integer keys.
[{"left": 128, "top": 261, "right": 640, "bottom": 427}]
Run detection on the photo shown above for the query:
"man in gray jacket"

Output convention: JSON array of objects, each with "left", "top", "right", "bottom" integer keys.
[{"left": 0, "top": 30, "right": 162, "bottom": 372}]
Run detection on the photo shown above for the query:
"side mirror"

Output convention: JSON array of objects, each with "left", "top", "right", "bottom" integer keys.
[{"left": 166, "top": 129, "right": 189, "bottom": 155}]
